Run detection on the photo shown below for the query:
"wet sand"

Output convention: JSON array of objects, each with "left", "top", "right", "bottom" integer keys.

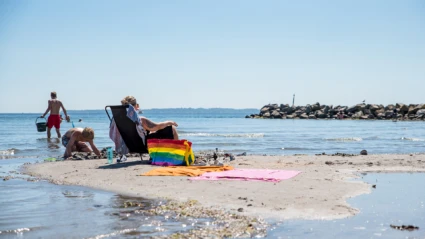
[{"left": 23, "top": 154, "right": 425, "bottom": 220}]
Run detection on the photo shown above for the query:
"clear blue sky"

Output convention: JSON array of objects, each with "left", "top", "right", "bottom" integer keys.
[{"left": 0, "top": 0, "right": 424, "bottom": 113}]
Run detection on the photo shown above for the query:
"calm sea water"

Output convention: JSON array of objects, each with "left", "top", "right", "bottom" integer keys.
[
  {"left": 1, "top": 108, "right": 424, "bottom": 158},
  {"left": 0, "top": 109, "right": 424, "bottom": 238}
]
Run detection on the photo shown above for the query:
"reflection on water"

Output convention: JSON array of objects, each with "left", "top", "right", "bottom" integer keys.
[
  {"left": 47, "top": 138, "right": 61, "bottom": 150},
  {"left": 269, "top": 173, "right": 425, "bottom": 238}
]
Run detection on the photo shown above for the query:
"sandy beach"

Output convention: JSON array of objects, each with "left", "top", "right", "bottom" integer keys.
[{"left": 23, "top": 153, "right": 425, "bottom": 221}]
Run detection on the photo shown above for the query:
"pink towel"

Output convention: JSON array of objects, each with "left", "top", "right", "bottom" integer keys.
[{"left": 189, "top": 169, "right": 301, "bottom": 182}]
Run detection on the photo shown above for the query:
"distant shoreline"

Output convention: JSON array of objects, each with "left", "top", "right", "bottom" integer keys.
[{"left": 0, "top": 108, "right": 259, "bottom": 114}]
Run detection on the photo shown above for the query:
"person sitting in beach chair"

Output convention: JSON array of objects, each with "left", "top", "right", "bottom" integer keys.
[
  {"left": 106, "top": 96, "right": 179, "bottom": 162},
  {"left": 120, "top": 95, "right": 179, "bottom": 140},
  {"left": 62, "top": 127, "right": 101, "bottom": 159}
]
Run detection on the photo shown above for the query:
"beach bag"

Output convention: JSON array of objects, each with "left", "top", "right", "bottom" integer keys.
[{"left": 147, "top": 139, "right": 195, "bottom": 166}]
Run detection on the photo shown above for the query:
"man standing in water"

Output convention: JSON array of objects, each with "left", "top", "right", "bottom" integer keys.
[{"left": 41, "top": 92, "right": 70, "bottom": 138}]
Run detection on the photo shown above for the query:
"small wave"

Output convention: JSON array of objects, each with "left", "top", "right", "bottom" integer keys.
[
  {"left": 401, "top": 137, "right": 425, "bottom": 142},
  {"left": 87, "top": 228, "right": 138, "bottom": 239},
  {"left": 180, "top": 133, "right": 265, "bottom": 138},
  {"left": 324, "top": 137, "right": 363, "bottom": 142},
  {"left": 0, "top": 227, "right": 31, "bottom": 234},
  {"left": 0, "top": 149, "right": 14, "bottom": 155}
]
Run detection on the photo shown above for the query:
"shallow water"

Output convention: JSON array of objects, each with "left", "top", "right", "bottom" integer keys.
[
  {"left": 269, "top": 173, "right": 425, "bottom": 238},
  {"left": 0, "top": 158, "right": 215, "bottom": 239},
  {"left": 1, "top": 109, "right": 425, "bottom": 238}
]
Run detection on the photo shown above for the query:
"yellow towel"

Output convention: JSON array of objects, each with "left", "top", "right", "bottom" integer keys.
[{"left": 141, "top": 165, "right": 234, "bottom": 177}]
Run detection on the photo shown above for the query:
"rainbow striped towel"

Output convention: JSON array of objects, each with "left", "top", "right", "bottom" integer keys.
[{"left": 147, "top": 139, "right": 195, "bottom": 166}]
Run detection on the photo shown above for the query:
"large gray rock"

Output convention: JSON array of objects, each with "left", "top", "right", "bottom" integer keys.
[
  {"left": 280, "top": 104, "right": 289, "bottom": 111},
  {"left": 286, "top": 115, "right": 294, "bottom": 119},
  {"left": 415, "top": 104, "right": 425, "bottom": 111},
  {"left": 295, "top": 110, "right": 304, "bottom": 116},
  {"left": 263, "top": 112, "right": 271, "bottom": 118},
  {"left": 286, "top": 107, "right": 295, "bottom": 114},
  {"left": 417, "top": 109, "right": 425, "bottom": 118},
  {"left": 374, "top": 109, "right": 385, "bottom": 117},
  {"left": 346, "top": 105, "right": 357, "bottom": 113},
  {"left": 329, "top": 108, "right": 338, "bottom": 115},
  {"left": 322, "top": 105, "right": 330, "bottom": 114},
  {"left": 353, "top": 111, "right": 364, "bottom": 118},
  {"left": 398, "top": 104, "right": 408, "bottom": 113},
  {"left": 260, "top": 107, "right": 270, "bottom": 115},
  {"left": 377, "top": 113, "right": 385, "bottom": 119},
  {"left": 408, "top": 104, "right": 418, "bottom": 115},
  {"left": 271, "top": 110, "right": 281, "bottom": 118},
  {"left": 309, "top": 115, "right": 317, "bottom": 119},
  {"left": 300, "top": 113, "right": 309, "bottom": 119},
  {"left": 363, "top": 109, "right": 371, "bottom": 115},
  {"left": 369, "top": 104, "right": 381, "bottom": 111},
  {"left": 385, "top": 111, "right": 394, "bottom": 118},
  {"left": 316, "top": 110, "right": 327, "bottom": 118},
  {"left": 269, "top": 104, "right": 279, "bottom": 110},
  {"left": 311, "top": 102, "right": 321, "bottom": 111},
  {"left": 280, "top": 106, "right": 292, "bottom": 113},
  {"left": 385, "top": 104, "right": 395, "bottom": 110},
  {"left": 305, "top": 105, "right": 312, "bottom": 114}
]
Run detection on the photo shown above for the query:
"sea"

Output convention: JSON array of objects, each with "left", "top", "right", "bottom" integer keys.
[{"left": 0, "top": 109, "right": 424, "bottom": 238}]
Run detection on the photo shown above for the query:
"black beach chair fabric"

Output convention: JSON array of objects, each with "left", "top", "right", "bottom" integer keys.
[{"left": 105, "top": 105, "right": 148, "bottom": 155}]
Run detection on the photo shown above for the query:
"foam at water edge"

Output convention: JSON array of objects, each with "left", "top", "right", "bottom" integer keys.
[
  {"left": 0, "top": 228, "right": 31, "bottom": 234},
  {"left": 86, "top": 228, "right": 138, "bottom": 239},
  {"left": 0, "top": 149, "right": 14, "bottom": 155},
  {"left": 401, "top": 137, "right": 425, "bottom": 141}
]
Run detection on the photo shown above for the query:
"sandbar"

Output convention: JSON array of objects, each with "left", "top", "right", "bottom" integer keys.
[{"left": 23, "top": 153, "right": 425, "bottom": 220}]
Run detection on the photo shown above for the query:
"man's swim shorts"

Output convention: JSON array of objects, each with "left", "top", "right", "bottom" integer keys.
[{"left": 47, "top": 115, "right": 61, "bottom": 129}]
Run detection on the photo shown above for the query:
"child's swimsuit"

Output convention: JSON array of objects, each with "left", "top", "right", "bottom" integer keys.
[{"left": 62, "top": 135, "right": 70, "bottom": 147}]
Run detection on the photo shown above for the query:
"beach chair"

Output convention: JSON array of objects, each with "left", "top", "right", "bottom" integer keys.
[{"left": 105, "top": 105, "right": 149, "bottom": 160}]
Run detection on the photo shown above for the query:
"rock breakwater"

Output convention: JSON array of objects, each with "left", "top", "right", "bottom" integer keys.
[{"left": 246, "top": 103, "right": 425, "bottom": 120}]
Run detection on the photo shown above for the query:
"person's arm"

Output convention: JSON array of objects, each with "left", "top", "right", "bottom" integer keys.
[
  {"left": 60, "top": 101, "right": 70, "bottom": 121},
  {"left": 64, "top": 132, "right": 78, "bottom": 158},
  {"left": 88, "top": 140, "right": 101, "bottom": 157},
  {"left": 141, "top": 117, "right": 178, "bottom": 132},
  {"left": 41, "top": 100, "right": 51, "bottom": 118}
]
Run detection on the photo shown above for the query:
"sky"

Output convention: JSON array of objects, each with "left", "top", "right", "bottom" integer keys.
[{"left": 0, "top": 0, "right": 424, "bottom": 113}]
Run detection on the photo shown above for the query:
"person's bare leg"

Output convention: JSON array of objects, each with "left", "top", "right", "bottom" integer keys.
[
  {"left": 47, "top": 127, "right": 51, "bottom": 139},
  {"left": 55, "top": 128, "right": 61, "bottom": 138},
  {"left": 172, "top": 126, "right": 179, "bottom": 140}
]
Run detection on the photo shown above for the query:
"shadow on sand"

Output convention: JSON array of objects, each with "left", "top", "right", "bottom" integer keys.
[{"left": 98, "top": 159, "right": 151, "bottom": 169}]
